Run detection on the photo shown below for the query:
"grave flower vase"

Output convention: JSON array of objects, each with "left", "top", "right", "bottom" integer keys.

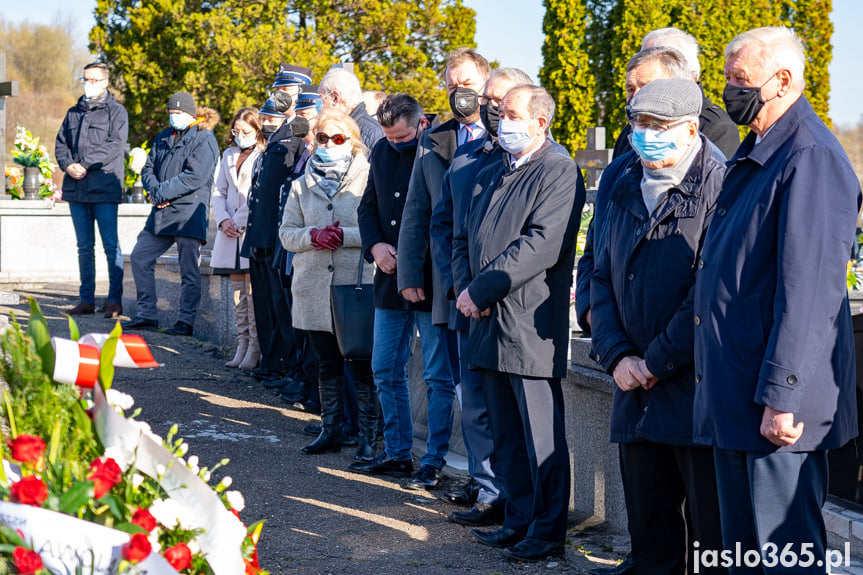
[{"left": 22, "top": 167, "right": 39, "bottom": 200}]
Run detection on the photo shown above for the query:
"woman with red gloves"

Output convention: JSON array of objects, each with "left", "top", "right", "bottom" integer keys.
[{"left": 279, "top": 108, "right": 378, "bottom": 458}]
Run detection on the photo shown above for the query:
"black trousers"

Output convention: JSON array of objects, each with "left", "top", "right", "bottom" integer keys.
[
  {"left": 307, "top": 331, "right": 373, "bottom": 393},
  {"left": 248, "top": 249, "right": 296, "bottom": 373},
  {"left": 619, "top": 442, "right": 725, "bottom": 575},
  {"left": 482, "top": 370, "right": 570, "bottom": 542}
]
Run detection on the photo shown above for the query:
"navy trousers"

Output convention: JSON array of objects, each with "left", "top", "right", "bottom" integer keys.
[
  {"left": 713, "top": 449, "right": 829, "bottom": 574},
  {"left": 482, "top": 370, "right": 570, "bottom": 542},
  {"left": 249, "top": 249, "right": 293, "bottom": 373}
]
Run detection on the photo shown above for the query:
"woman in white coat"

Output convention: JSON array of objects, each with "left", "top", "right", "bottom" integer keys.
[
  {"left": 212, "top": 108, "right": 265, "bottom": 369},
  {"left": 279, "top": 108, "right": 378, "bottom": 459}
]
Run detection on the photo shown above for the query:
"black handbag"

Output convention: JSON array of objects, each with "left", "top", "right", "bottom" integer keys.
[{"left": 330, "top": 252, "right": 374, "bottom": 359}]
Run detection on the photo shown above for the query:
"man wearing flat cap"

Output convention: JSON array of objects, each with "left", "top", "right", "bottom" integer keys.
[
  {"left": 124, "top": 91, "right": 219, "bottom": 336},
  {"left": 241, "top": 64, "right": 312, "bottom": 387},
  {"left": 590, "top": 78, "right": 726, "bottom": 573}
]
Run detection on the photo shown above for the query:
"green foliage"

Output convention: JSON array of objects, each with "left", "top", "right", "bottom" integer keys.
[
  {"left": 540, "top": 0, "right": 597, "bottom": 153},
  {"left": 544, "top": 1, "right": 835, "bottom": 150},
  {"left": 90, "top": 0, "right": 476, "bottom": 146}
]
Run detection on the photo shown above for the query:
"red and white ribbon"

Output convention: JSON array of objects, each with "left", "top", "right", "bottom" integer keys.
[
  {"left": 51, "top": 334, "right": 161, "bottom": 388},
  {"left": 80, "top": 333, "right": 161, "bottom": 369}
]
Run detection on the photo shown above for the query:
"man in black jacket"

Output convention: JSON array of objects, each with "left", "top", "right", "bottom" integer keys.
[
  {"left": 453, "top": 85, "right": 585, "bottom": 562},
  {"left": 55, "top": 62, "right": 128, "bottom": 318},
  {"left": 240, "top": 64, "right": 311, "bottom": 384},
  {"left": 124, "top": 91, "right": 218, "bottom": 336}
]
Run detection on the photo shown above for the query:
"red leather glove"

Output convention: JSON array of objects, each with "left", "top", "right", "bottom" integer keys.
[
  {"left": 310, "top": 228, "right": 327, "bottom": 250},
  {"left": 314, "top": 228, "right": 341, "bottom": 250},
  {"left": 324, "top": 221, "right": 344, "bottom": 246}
]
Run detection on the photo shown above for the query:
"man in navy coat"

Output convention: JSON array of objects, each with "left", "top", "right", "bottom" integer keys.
[{"left": 693, "top": 26, "right": 861, "bottom": 572}]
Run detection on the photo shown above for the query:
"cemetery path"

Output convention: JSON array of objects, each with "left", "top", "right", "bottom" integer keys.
[{"left": 2, "top": 285, "right": 630, "bottom": 575}]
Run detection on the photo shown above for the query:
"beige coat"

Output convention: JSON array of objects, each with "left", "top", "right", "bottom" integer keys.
[
  {"left": 211, "top": 146, "right": 261, "bottom": 269},
  {"left": 279, "top": 153, "right": 375, "bottom": 332}
]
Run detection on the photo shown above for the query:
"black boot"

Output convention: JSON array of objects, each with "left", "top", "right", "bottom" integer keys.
[
  {"left": 353, "top": 374, "right": 379, "bottom": 462},
  {"left": 301, "top": 376, "right": 343, "bottom": 455}
]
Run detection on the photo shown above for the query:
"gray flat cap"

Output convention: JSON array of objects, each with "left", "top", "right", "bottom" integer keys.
[{"left": 627, "top": 78, "right": 702, "bottom": 122}]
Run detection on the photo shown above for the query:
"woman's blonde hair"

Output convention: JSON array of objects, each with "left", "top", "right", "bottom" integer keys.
[{"left": 312, "top": 108, "right": 367, "bottom": 157}]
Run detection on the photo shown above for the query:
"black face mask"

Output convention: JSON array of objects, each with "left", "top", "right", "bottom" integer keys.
[
  {"left": 722, "top": 72, "right": 778, "bottom": 126},
  {"left": 291, "top": 116, "right": 310, "bottom": 139},
  {"left": 261, "top": 124, "right": 279, "bottom": 138},
  {"left": 272, "top": 90, "right": 293, "bottom": 114},
  {"left": 449, "top": 87, "right": 480, "bottom": 120},
  {"left": 480, "top": 102, "right": 500, "bottom": 137}
]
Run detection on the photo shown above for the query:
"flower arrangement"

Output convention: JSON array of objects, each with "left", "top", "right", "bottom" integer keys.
[
  {"left": 10, "top": 127, "right": 58, "bottom": 200},
  {"left": 124, "top": 143, "right": 150, "bottom": 192},
  {"left": 0, "top": 299, "right": 266, "bottom": 574}
]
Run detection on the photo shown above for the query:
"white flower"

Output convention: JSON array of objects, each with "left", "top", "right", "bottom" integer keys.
[
  {"left": 218, "top": 476, "right": 232, "bottom": 489},
  {"left": 103, "top": 446, "right": 134, "bottom": 472},
  {"left": 130, "top": 148, "right": 148, "bottom": 173},
  {"left": 147, "top": 531, "right": 162, "bottom": 553},
  {"left": 201, "top": 470, "right": 211, "bottom": 482},
  {"left": 177, "top": 442, "right": 189, "bottom": 457},
  {"left": 106, "top": 389, "right": 135, "bottom": 411},
  {"left": 132, "top": 473, "right": 145, "bottom": 489},
  {"left": 187, "top": 539, "right": 201, "bottom": 555},
  {"left": 148, "top": 499, "right": 197, "bottom": 530},
  {"left": 225, "top": 490, "right": 245, "bottom": 512},
  {"left": 155, "top": 464, "right": 167, "bottom": 477}
]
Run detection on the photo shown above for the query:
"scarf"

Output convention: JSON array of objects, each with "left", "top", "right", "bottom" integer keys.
[
  {"left": 640, "top": 136, "right": 702, "bottom": 214},
  {"left": 307, "top": 153, "right": 353, "bottom": 198}
]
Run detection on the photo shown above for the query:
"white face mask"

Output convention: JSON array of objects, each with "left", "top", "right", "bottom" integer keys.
[
  {"left": 169, "top": 113, "right": 193, "bottom": 131},
  {"left": 497, "top": 119, "right": 536, "bottom": 155},
  {"left": 84, "top": 82, "right": 104, "bottom": 100},
  {"left": 235, "top": 135, "right": 257, "bottom": 149}
]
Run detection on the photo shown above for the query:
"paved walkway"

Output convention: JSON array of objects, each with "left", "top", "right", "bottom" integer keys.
[{"left": 1, "top": 284, "right": 630, "bottom": 574}]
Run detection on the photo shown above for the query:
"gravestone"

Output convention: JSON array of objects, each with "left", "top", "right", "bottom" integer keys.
[
  {"left": 0, "top": 54, "right": 20, "bottom": 200},
  {"left": 574, "top": 127, "right": 613, "bottom": 204}
]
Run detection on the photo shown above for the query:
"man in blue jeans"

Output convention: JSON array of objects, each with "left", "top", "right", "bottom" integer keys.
[
  {"left": 55, "top": 62, "right": 128, "bottom": 318},
  {"left": 354, "top": 94, "right": 453, "bottom": 481}
]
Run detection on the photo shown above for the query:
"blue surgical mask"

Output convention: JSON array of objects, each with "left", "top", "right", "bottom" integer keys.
[
  {"left": 497, "top": 119, "right": 535, "bottom": 155},
  {"left": 235, "top": 135, "right": 257, "bottom": 149},
  {"left": 389, "top": 139, "right": 417, "bottom": 152},
  {"left": 315, "top": 144, "right": 352, "bottom": 162},
  {"left": 629, "top": 126, "right": 681, "bottom": 162},
  {"left": 169, "top": 113, "right": 193, "bottom": 131}
]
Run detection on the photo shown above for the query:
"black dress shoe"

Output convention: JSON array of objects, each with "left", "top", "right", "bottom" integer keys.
[
  {"left": 122, "top": 317, "right": 159, "bottom": 330},
  {"left": 164, "top": 321, "right": 193, "bottom": 336},
  {"left": 443, "top": 479, "right": 480, "bottom": 506},
  {"left": 278, "top": 392, "right": 304, "bottom": 403},
  {"left": 302, "top": 424, "right": 321, "bottom": 436},
  {"left": 348, "top": 452, "right": 413, "bottom": 476},
  {"left": 292, "top": 399, "right": 321, "bottom": 415},
  {"left": 503, "top": 537, "right": 565, "bottom": 562},
  {"left": 470, "top": 527, "right": 524, "bottom": 549},
  {"left": 448, "top": 502, "right": 505, "bottom": 527},
  {"left": 589, "top": 553, "right": 633, "bottom": 575},
  {"left": 406, "top": 464, "right": 442, "bottom": 490},
  {"left": 263, "top": 376, "right": 296, "bottom": 389},
  {"left": 241, "top": 368, "right": 282, "bottom": 381},
  {"left": 301, "top": 431, "right": 342, "bottom": 454}
]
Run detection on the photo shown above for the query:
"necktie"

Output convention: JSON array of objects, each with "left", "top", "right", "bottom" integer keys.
[{"left": 464, "top": 124, "right": 474, "bottom": 145}]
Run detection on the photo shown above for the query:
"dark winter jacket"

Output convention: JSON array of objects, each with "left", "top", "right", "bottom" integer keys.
[
  {"left": 141, "top": 114, "right": 219, "bottom": 242},
  {"left": 589, "top": 136, "right": 724, "bottom": 446},
  {"left": 452, "top": 141, "right": 586, "bottom": 378},
  {"left": 693, "top": 96, "right": 861, "bottom": 453},
  {"left": 350, "top": 102, "right": 385, "bottom": 152},
  {"left": 55, "top": 92, "right": 128, "bottom": 203}
]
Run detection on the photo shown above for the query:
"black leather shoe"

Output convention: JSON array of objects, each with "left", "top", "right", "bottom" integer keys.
[
  {"left": 503, "top": 537, "right": 565, "bottom": 562},
  {"left": 122, "top": 317, "right": 159, "bottom": 331},
  {"left": 302, "top": 424, "right": 321, "bottom": 436},
  {"left": 164, "top": 321, "right": 193, "bottom": 336},
  {"left": 589, "top": 553, "right": 633, "bottom": 575},
  {"left": 241, "top": 368, "right": 282, "bottom": 381},
  {"left": 263, "top": 376, "right": 296, "bottom": 389},
  {"left": 291, "top": 399, "right": 321, "bottom": 415},
  {"left": 407, "top": 464, "right": 443, "bottom": 490},
  {"left": 301, "top": 431, "right": 342, "bottom": 454},
  {"left": 341, "top": 433, "right": 359, "bottom": 446},
  {"left": 470, "top": 527, "right": 524, "bottom": 549},
  {"left": 349, "top": 452, "right": 413, "bottom": 476},
  {"left": 448, "top": 502, "right": 505, "bottom": 527},
  {"left": 443, "top": 479, "right": 480, "bottom": 506}
]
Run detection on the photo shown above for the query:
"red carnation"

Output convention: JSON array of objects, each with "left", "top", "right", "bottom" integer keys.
[
  {"left": 7, "top": 435, "right": 46, "bottom": 464},
  {"left": 11, "top": 547, "right": 43, "bottom": 574},
  {"left": 164, "top": 542, "right": 192, "bottom": 570},
  {"left": 131, "top": 507, "right": 157, "bottom": 532},
  {"left": 87, "top": 458, "right": 122, "bottom": 498},
  {"left": 10, "top": 476, "right": 48, "bottom": 506},
  {"left": 122, "top": 532, "right": 152, "bottom": 563}
]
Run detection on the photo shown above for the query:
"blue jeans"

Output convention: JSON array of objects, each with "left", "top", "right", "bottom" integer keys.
[
  {"left": 372, "top": 308, "right": 455, "bottom": 467},
  {"left": 69, "top": 201, "right": 123, "bottom": 303}
]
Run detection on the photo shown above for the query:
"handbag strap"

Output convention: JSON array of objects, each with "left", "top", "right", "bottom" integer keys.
[{"left": 355, "top": 249, "right": 364, "bottom": 289}]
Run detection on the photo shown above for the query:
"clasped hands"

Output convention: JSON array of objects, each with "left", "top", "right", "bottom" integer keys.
[
  {"left": 219, "top": 219, "right": 241, "bottom": 238},
  {"left": 456, "top": 288, "right": 491, "bottom": 319},
  {"left": 612, "top": 356, "right": 657, "bottom": 392},
  {"left": 65, "top": 163, "right": 87, "bottom": 180},
  {"left": 310, "top": 221, "right": 344, "bottom": 251}
]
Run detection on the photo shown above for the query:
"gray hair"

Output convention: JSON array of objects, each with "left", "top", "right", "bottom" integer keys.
[
  {"left": 626, "top": 47, "right": 690, "bottom": 80},
  {"left": 725, "top": 26, "right": 806, "bottom": 89},
  {"left": 641, "top": 27, "right": 701, "bottom": 81},
  {"left": 504, "top": 85, "right": 556, "bottom": 124},
  {"left": 319, "top": 68, "right": 364, "bottom": 108},
  {"left": 487, "top": 67, "right": 533, "bottom": 87}
]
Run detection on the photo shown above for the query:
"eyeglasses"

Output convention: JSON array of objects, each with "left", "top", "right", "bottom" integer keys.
[
  {"left": 630, "top": 118, "right": 690, "bottom": 132},
  {"left": 231, "top": 128, "right": 256, "bottom": 138},
  {"left": 315, "top": 133, "right": 350, "bottom": 146},
  {"left": 80, "top": 77, "right": 106, "bottom": 84}
]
